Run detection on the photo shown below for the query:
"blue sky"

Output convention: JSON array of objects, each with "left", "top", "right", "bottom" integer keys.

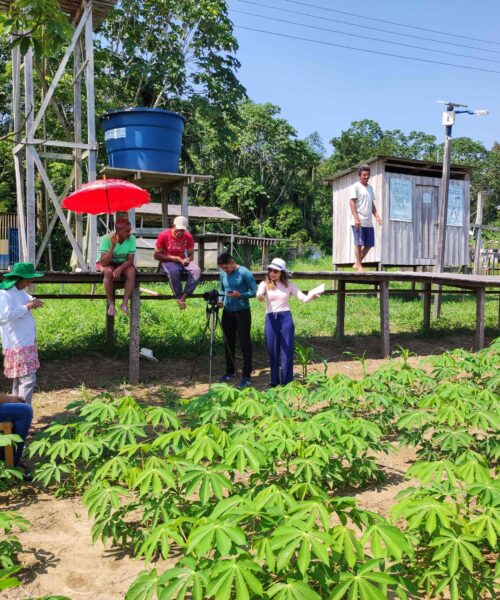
[{"left": 227, "top": 0, "right": 500, "bottom": 155}]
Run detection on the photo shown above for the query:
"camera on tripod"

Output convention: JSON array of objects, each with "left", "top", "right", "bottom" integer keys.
[{"left": 203, "top": 288, "right": 220, "bottom": 306}]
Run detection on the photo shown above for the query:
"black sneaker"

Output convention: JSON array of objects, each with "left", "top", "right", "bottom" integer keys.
[{"left": 218, "top": 373, "right": 236, "bottom": 383}]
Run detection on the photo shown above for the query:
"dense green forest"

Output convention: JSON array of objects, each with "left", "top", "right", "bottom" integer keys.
[{"left": 0, "top": 0, "right": 499, "bottom": 266}]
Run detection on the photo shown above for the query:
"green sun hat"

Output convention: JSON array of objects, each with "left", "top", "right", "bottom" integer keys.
[{"left": 0, "top": 262, "right": 44, "bottom": 290}]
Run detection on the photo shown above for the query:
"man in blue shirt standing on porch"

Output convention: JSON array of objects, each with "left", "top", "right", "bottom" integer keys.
[{"left": 217, "top": 252, "right": 257, "bottom": 389}]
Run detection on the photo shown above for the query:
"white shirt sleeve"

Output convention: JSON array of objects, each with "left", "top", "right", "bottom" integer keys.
[
  {"left": 289, "top": 282, "right": 313, "bottom": 304},
  {"left": 0, "top": 291, "right": 28, "bottom": 325},
  {"left": 349, "top": 183, "right": 358, "bottom": 201}
]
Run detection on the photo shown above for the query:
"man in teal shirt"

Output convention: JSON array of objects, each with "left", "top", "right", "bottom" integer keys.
[
  {"left": 97, "top": 217, "right": 136, "bottom": 316},
  {"left": 217, "top": 252, "right": 257, "bottom": 388}
]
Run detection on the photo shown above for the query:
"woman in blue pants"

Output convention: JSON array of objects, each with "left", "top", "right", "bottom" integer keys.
[{"left": 257, "top": 259, "right": 319, "bottom": 386}]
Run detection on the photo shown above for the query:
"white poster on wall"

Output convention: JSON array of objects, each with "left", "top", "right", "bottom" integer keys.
[
  {"left": 447, "top": 185, "right": 464, "bottom": 227},
  {"left": 390, "top": 178, "right": 412, "bottom": 222}
]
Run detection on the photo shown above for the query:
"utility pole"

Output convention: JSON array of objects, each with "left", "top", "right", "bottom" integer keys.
[{"left": 433, "top": 101, "right": 489, "bottom": 318}]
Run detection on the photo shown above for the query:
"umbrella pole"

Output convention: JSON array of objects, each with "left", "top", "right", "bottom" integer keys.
[{"left": 105, "top": 188, "right": 112, "bottom": 214}]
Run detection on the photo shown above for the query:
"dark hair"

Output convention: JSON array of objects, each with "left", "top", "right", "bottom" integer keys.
[
  {"left": 265, "top": 268, "right": 288, "bottom": 289},
  {"left": 115, "top": 217, "right": 131, "bottom": 230},
  {"left": 217, "top": 252, "right": 234, "bottom": 265},
  {"left": 358, "top": 164, "right": 371, "bottom": 175}
]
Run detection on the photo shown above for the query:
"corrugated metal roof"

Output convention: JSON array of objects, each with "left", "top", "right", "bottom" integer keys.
[
  {"left": 136, "top": 203, "right": 240, "bottom": 222},
  {"left": 0, "top": 0, "right": 118, "bottom": 29},
  {"left": 326, "top": 155, "right": 471, "bottom": 183}
]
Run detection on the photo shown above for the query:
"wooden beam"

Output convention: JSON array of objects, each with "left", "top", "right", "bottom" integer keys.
[
  {"left": 475, "top": 287, "right": 485, "bottom": 350},
  {"left": 380, "top": 280, "right": 390, "bottom": 357},
  {"left": 129, "top": 284, "right": 141, "bottom": 384},
  {"left": 335, "top": 280, "right": 346, "bottom": 340}
]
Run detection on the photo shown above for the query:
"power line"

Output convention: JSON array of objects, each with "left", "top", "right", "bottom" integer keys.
[
  {"left": 279, "top": 0, "right": 500, "bottom": 47},
  {"left": 233, "top": 25, "right": 500, "bottom": 74},
  {"left": 230, "top": 8, "right": 500, "bottom": 64},
  {"left": 234, "top": 0, "right": 500, "bottom": 56}
]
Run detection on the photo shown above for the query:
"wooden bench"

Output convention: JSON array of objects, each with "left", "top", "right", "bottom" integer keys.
[{"left": 0, "top": 422, "right": 15, "bottom": 467}]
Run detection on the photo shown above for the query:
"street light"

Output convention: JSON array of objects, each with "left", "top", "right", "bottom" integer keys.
[{"left": 434, "top": 100, "right": 489, "bottom": 317}]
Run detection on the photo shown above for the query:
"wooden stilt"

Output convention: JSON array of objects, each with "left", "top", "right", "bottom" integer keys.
[
  {"left": 129, "top": 284, "right": 141, "bottom": 384},
  {"left": 423, "top": 282, "right": 431, "bottom": 334},
  {"left": 475, "top": 287, "right": 485, "bottom": 350},
  {"left": 335, "top": 280, "right": 346, "bottom": 340},
  {"left": 380, "top": 279, "right": 390, "bottom": 357},
  {"left": 106, "top": 311, "right": 115, "bottom": 353}
]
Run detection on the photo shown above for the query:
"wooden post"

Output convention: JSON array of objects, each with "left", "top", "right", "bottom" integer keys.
[
  {"left": 335, "top": 280, "right": 346, "bottom": 340},
  {"left": 380, "top": 279, "right": 390, "bottom": 357},
  {"left": 129, "top": 284, "right": 141, "bottom": 384},
  {"left": 198, "top": 237, "right": 205, "bottom": 272},
  {"left": 181, "top": 185, "right": 189, "bottom": 220},
  {"left": 261, "top": 245, "right": 269, "bottom": 270},
  {"left": 475, "top": 287, "right": 485, "bottom": 350},
  {"left": 242, "top": 245, "right": 251, "bottom": 267},
  {"left": 473, "top": 192, "right": 484, "bottom": 275},
  {"left": 106, "top": 311, "right": 115, "bottom": 353},
  {"left": 422, "top": 282, "right": 431, "bottom": 334},
  {"left": 160, "top": 188, "right": 169, "bottom": 229}
]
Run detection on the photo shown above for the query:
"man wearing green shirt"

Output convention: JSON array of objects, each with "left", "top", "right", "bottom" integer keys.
[{"left": 97, "top": 217, "right": 136, "bottom": 316}]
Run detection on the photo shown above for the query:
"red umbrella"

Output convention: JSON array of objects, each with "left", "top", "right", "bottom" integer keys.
[{"left": 62, "top": 179, "right": 150, "bottom": 214}]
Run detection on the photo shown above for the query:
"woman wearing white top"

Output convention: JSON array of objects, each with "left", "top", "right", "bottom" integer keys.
[
  {"left": 0, "top": 262, "right": 44, "bottom": 405},
  {"left": 256, "top": 258, "right": 318, "bottom": 387}
]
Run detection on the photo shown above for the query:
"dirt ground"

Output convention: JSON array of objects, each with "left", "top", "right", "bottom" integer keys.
[{"left": 2, "top": 335, "right": 477, "bottom": 600}]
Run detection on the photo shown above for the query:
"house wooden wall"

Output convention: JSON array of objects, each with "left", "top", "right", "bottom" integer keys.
[{"left": 331, "top": 158, "right": 470, "bottom": 268}]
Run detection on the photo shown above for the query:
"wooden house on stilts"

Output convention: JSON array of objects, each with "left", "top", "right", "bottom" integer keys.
[{"left": 327, "top": 156, "right": 471, "bottom": 270}]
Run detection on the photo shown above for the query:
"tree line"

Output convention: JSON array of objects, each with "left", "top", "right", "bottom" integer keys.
[{"left": 0, "top": 0, "right": 499, "bottom": 267}]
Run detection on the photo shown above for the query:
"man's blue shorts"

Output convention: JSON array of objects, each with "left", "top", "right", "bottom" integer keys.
[{"left": 352, "top": 226, "right": 375, "bottom": 248}]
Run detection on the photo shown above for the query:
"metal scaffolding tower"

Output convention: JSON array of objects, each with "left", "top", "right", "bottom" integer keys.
[{"left": 5, "top": 0, "right": 118, "bottom": 271}]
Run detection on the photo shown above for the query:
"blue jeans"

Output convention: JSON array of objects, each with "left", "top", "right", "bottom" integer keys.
[
  {"left": 162, "top": 261, "right": 201, "bottom": 298},
  {"left": 0, "top": 403, "right": 33, "bottom": 464},
  {"left": 265, "top": 311, "right": 295, "bottom": 386}
]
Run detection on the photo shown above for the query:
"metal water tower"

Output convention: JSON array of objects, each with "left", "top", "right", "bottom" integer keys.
[{"left": 2, "top": 0, "right": 119, "bottom": 270}]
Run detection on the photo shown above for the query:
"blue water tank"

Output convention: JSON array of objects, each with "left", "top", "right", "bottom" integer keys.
[{"left": 102, "top": 108, "right": 186, "bottom": 173}]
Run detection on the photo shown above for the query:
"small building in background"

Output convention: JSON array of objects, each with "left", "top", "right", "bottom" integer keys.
[
  {"left": 0, "top": 213, "right": 20, "bottom": 269},
  {"left": 326, "top": 156, "right": 471, "bottom": 269}
]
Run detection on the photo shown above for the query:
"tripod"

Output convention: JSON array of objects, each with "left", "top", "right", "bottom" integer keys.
[{"left": 190, "top": 301, "right": 226, "bottom": 388}]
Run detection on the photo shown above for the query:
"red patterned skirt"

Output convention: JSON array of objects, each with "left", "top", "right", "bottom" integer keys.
[{"left": 3, "top": 344, "right": 39, "bottom": 379}]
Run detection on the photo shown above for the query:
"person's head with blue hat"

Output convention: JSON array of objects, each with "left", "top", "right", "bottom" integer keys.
[{"left": 0, "top": 262, "right": 44, "bottom": 291}]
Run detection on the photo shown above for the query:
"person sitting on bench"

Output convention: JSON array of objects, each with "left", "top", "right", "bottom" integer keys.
[
  {"left": 154, "top": 216, "right": 201, "bottom": 310},
  {"left": 97, "top": 217, "right": 137, "bottom": 317},
  {"left": 0, "top": 393, "right": 33, "bottom": 466}
]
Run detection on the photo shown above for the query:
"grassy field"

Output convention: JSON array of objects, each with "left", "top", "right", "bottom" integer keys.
[{"left": 32, "top": 257, "right": 500, "bottom": 360}]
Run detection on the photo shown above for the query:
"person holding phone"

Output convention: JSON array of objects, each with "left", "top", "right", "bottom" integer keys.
[{"left": 217, "top": 252, "right": 257, "bottom": 389}]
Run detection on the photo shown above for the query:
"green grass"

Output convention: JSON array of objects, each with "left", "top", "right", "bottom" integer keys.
[{"left": 34, "top": 274, "right": 500, "bottom": 361}]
